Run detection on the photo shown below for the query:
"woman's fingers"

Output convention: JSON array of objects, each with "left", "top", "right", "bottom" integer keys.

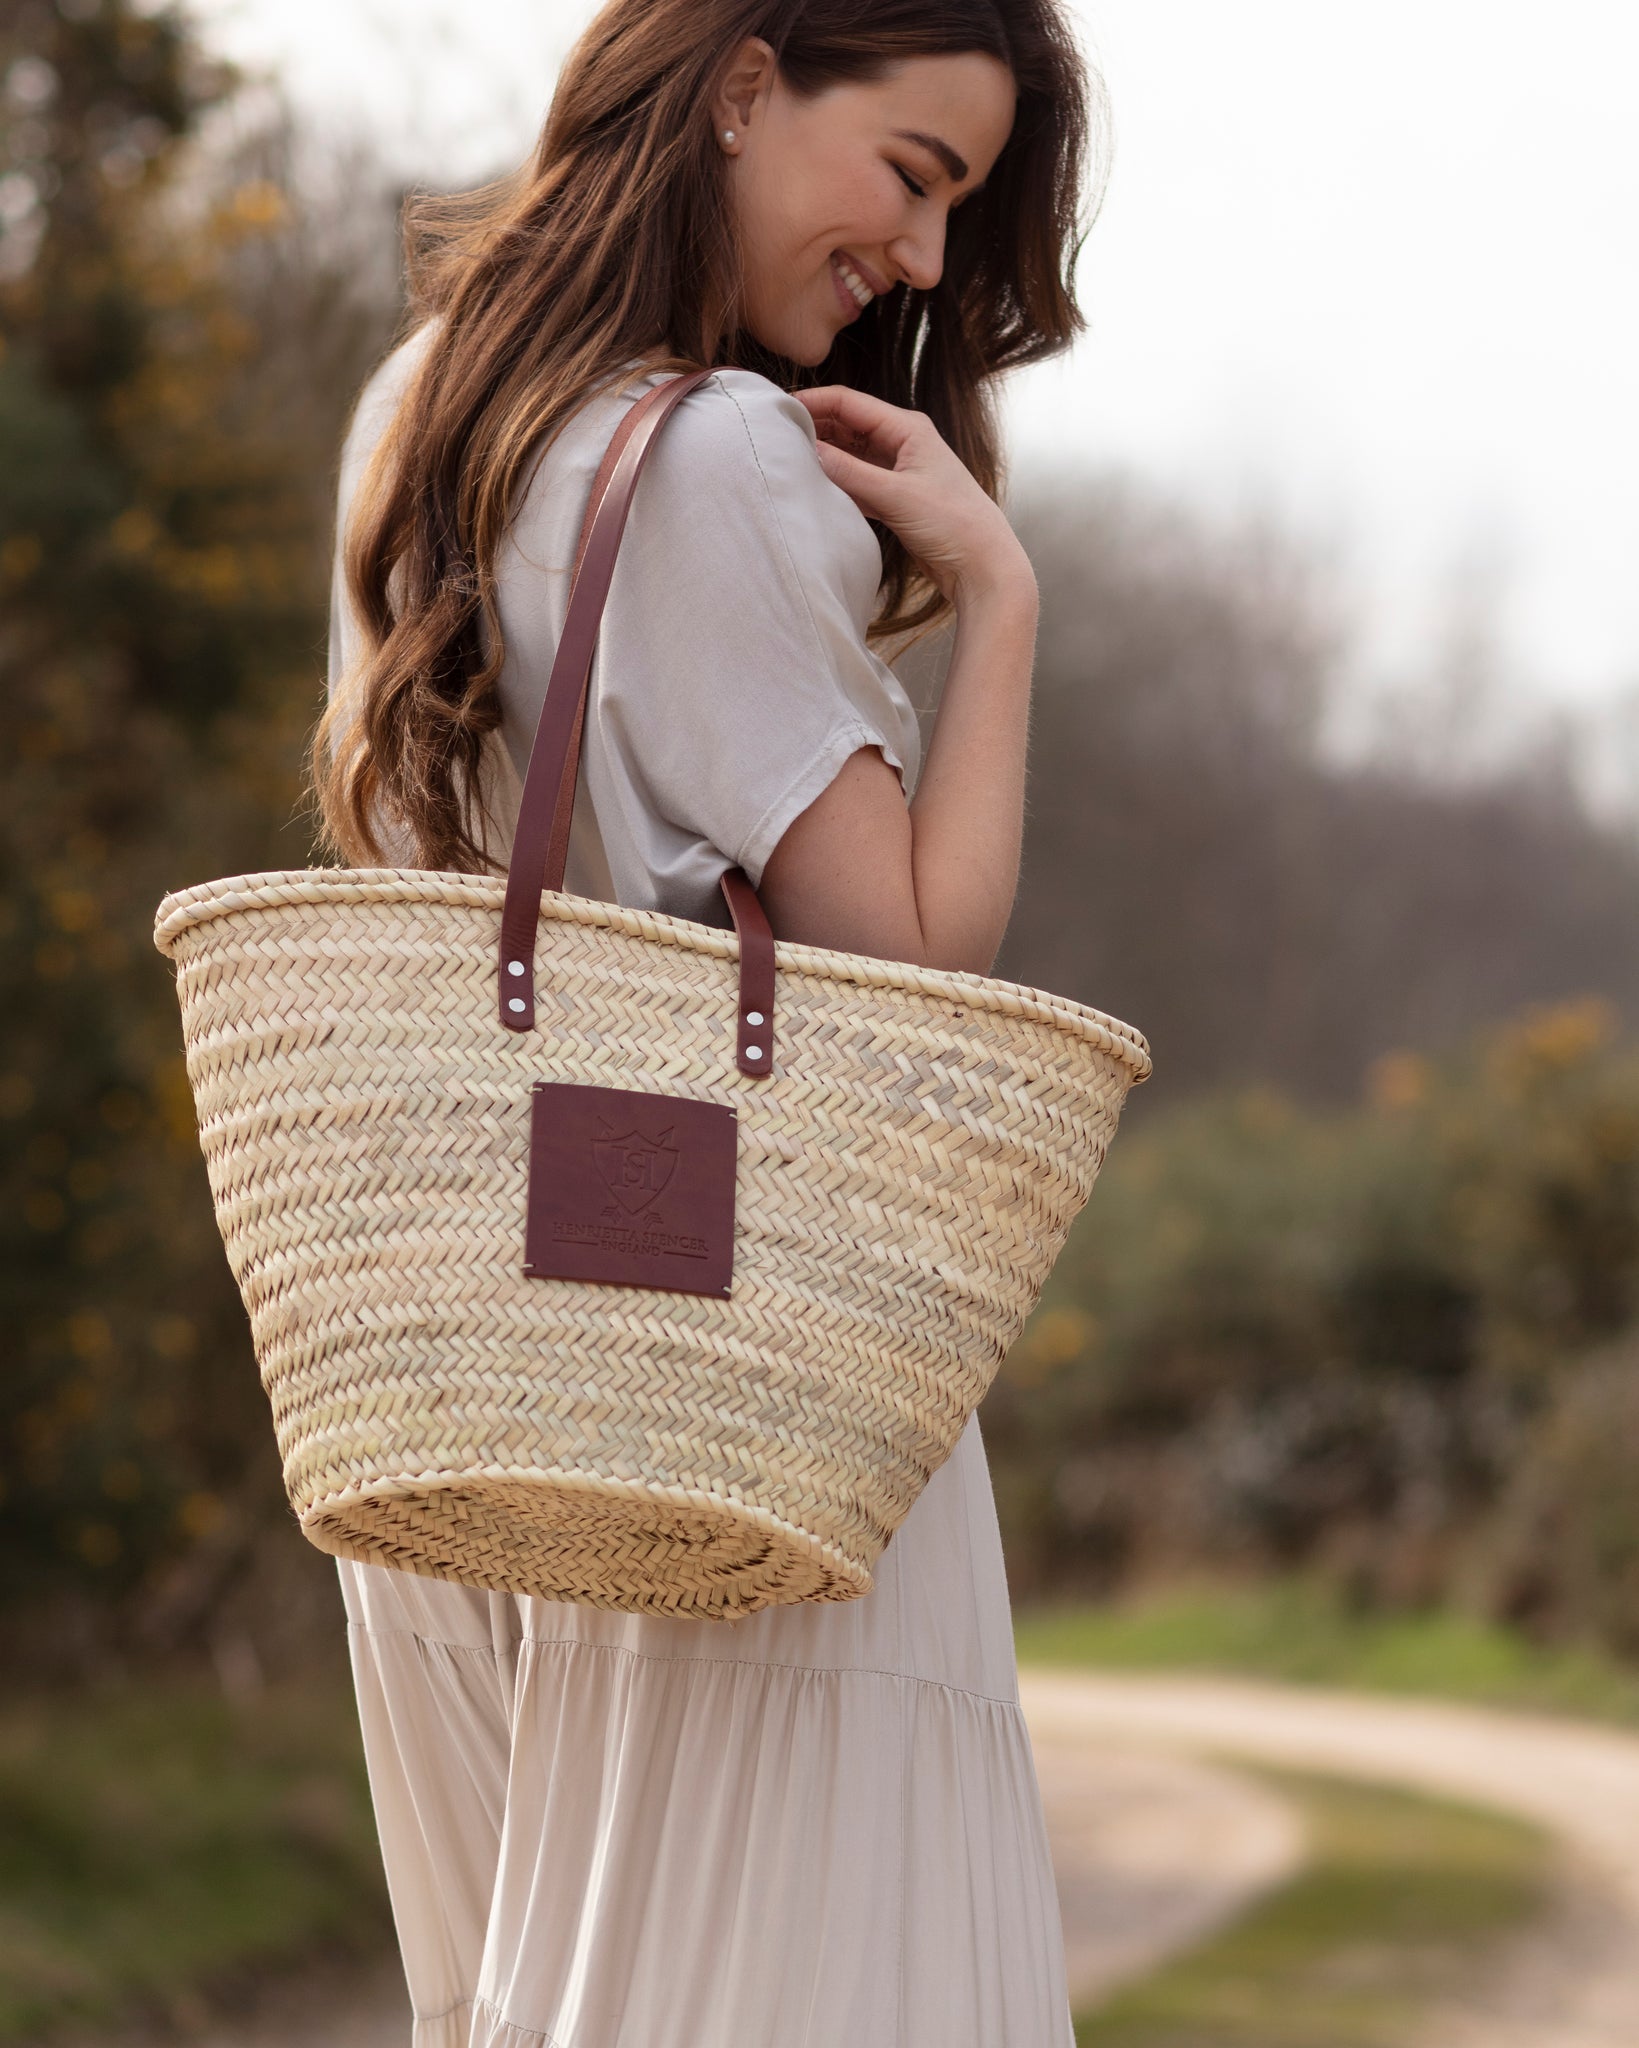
[
  {"left": 799, "top": 385, "right": 932, "bottom": 517},
  {"left": 796, "top": 383, "right": 898, "bottom": 435},
  {"left": 795, "top": 382, "right": 1024, "bottom": 606},
  {"left": 810, "top": 436, "right": 909, "bottom": 520},
  {"left": 796, "top": 385, "right": 919, "bottom": 470}
]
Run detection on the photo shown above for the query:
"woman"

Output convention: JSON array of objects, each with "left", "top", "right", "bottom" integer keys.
[{"left": 317, "top": 3, "right": 1102, "bottom": 2041}]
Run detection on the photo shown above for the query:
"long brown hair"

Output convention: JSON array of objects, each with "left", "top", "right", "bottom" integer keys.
[{"left": 315, "top": 0, "right": 1104, "bottom": 873}]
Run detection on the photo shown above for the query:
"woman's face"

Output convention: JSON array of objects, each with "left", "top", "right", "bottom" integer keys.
[{"left": 715, "top": 45, "right": 1017, "bottom": 366}]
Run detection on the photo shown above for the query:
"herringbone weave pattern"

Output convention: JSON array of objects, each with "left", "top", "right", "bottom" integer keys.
[{"left": 154, "top": 868, "right": 1150, "bottom": 1620}]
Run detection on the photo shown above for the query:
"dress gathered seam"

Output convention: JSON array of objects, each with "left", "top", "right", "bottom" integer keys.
[
  {"left": 344, "top": 1617, "right": 1020, "bottom": 1710},
  {"left": 416, "top": 1992, "right": 475, "bottom": 2026},
  {"left": 470, "top": 1992, "right": 569, "bottom": 2047}
]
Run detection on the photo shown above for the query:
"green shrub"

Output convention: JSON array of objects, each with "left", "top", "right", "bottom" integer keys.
[
  {"left": 988, "top": 998, "right": 1639, "bottom": 1651},
  {"left": 0, "top": 1673, "right": 388, "bottom": 2040}
]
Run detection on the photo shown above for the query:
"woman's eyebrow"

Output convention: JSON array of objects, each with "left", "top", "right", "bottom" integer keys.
[{"left": 890, "top": 128, "right": 970, "bottom": 183}]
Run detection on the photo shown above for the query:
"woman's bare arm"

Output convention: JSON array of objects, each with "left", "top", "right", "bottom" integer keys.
[{"left": 757, "top": 385, "right": 1039, "bottom": 977}]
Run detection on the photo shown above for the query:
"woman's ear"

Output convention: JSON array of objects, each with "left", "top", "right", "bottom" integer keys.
[{"left": 711, "top": 35, "right": 778, "bottom": 147}]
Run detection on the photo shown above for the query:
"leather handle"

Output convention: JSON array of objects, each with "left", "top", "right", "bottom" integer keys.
[
  {"left": 497, "top": 368, "right": 777, "bottom": 1078},
  {"left": 537, "top": 374, "right": 668, "bottom": 892},
  {"left": 720, "top": 866, "right": 775, "bottom": 1077}
]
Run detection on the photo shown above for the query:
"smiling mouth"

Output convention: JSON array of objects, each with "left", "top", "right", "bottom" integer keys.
[{"left": 831, "top": 252, "right": 877, "bottom": 314}]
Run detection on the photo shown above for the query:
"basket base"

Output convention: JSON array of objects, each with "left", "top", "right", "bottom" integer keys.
[{"left": 300, "top": 1473, "right": 874, "bottom": 1621}]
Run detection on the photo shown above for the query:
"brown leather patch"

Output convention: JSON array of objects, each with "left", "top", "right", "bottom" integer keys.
[{"left": 525, "top": 1082, "right": 737, "bottom": 1297}]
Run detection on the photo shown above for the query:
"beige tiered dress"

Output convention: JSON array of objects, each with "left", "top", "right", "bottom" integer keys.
[{"left": 327, "top": 329, "right": 1074, "bottom": 2048}]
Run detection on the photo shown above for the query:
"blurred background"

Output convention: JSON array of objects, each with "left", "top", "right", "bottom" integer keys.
[{"left": 4, "top": 2, "right": 1638, "bottom": 2043}]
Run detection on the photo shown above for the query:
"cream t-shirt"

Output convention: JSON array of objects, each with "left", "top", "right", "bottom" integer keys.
[{"left": 328, "top": 327, "right": 923, "bottom": 925}]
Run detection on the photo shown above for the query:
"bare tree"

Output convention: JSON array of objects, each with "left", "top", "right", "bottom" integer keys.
[{"left": 1002, "top": 479, "right": 1639, "bottom": 1105}]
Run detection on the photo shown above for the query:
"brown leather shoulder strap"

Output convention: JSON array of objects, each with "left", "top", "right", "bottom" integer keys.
[
  {"left": 496, "top": 368, "right": 777, "bottom": 1078},
  {"left": 498, "top": 371, "right": 710, "bottom": 1032},
  {"left": 540, "top": 380, "right": 664, "bottom": 895}
]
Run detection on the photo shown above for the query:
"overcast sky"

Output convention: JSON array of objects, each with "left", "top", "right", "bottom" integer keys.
[{"left": 193, "top": 0, "right": 1639, "bottom": 716}]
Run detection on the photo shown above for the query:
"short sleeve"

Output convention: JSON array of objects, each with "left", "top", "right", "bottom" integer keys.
[
  {"left": 325, "top": 327, "right": 440, "bottom": 868},
  {"left": 586, "top": 369, "right": 922, "bottom": 892},
  {"left": 328, "top": 325, "right": 440, "bottom": 702}
]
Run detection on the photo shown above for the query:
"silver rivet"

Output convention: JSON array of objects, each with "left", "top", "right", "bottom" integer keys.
[
  {"left": 507, "top": 960, "right": 526, "bottom": 977},
  {"left": 745, "top": 1010, "right": 764, "bottom": 1026},
  {"left": 745, "top": 1044, "right": 763, "bottom": 1059},
  {"left": 508, "top": 997, "right": 526, "bottom": 1014}
]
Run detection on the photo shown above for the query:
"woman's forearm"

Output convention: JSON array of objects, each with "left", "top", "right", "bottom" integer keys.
[
  {"left": 770, "top": 384, "right": 1048, "bottom": 975},
  {"left": 906, "top": 561, "right": 1040, "bottom": 976}
]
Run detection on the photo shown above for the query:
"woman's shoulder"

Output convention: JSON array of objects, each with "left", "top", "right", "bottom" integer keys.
[
  {"left": 675, "top": 365, "right": 815, "bottom": 446},
  {"left": 663, "top": 368, "right": 829, "bottom": 499},
  {"left": 510, "top": 362, "right": 810, "bottom": 508},
  {"left": 338, "top": 320, "right": 441, "bottom": 486},
  {"left": 508, "top": 358, "right": 882, "bottom": 605},
  {"left": 364, "top": 319, "right": 439, "bottom": 402},
  {"left": 655, "top": 369, "right": 883, "bottom": 590}
]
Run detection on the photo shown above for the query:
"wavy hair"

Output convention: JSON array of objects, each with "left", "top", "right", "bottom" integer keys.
[{"left": 314, "top": 0, "right": 1105, "bottom": 872}]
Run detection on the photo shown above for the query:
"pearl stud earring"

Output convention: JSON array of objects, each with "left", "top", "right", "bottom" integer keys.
[{"left": 722, "top": 129, "right": 736, "bottom": 144}]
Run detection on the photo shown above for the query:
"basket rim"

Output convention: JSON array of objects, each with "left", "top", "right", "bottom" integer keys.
[{"left": 154, "top": 865, "right": 1152, "bottom": 1079}]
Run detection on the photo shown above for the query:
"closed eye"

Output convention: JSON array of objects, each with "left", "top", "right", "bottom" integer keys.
[{"left": 892, "top": 164, "right": 928, "bottom": 200}]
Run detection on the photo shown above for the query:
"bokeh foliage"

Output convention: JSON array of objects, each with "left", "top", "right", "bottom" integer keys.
[
  {"left": 989, "top": 997, "right": 1639, "bottom": 1648},
  {"left": 0, "top": 1671, "right": 387, "bottom": 2037},
  {"left": 0, "top": 0, "right": 391, "bottom": 1669}
]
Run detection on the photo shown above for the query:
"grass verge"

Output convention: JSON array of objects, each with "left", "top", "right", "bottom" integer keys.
[
  {"left": 1016, "top": 1576, "right": 1639, "bottom": 1725},
  {"left": 0, "top": 1669, "right": 388, "bottom": 2042},
  {"left": 1073, "top": 1765, "right": 1547, "bottom": 2048}
]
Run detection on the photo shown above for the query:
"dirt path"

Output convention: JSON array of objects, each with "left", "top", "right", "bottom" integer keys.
[
  {"left": 1030, "top": 1735, "right": 1303, "bottom": 2006},
  {"left": 1021, "top": 1669, "right": 1639, "bottom": 2046}
]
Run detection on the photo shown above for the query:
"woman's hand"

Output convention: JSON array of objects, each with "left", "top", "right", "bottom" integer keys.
[
  {"left": 762, "top": 384, "right": 1040, "bottom": 976},
  {"left": 794, "top": 385, "right": 1034, "bottom": 610}
]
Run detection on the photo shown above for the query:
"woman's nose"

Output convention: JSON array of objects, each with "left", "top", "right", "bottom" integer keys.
[{"left": 888, "top": 219, "right": 946, "bottom": 294}]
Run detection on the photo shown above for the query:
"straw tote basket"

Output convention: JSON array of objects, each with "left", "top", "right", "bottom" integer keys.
[{"left": 154, "top": 368, "right": 1151, "bottom": 1621}]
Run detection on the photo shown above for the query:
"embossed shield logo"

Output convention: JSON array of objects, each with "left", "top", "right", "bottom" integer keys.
[
  {"left": 526, "top": 1081, "right": 737, "bottom": 1297},
  {"left": 593, "top": 1119, "right": 678, "bottom": 1216}
]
